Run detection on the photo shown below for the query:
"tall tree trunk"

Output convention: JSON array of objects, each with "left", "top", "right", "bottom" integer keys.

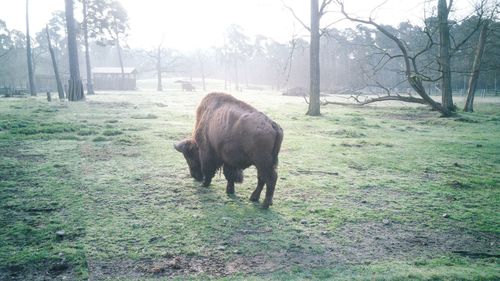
[
  {"left": 224, "top": 61, "right": 228, "bottom": 90},
  {"left": 201, "top": 65, "right": 206, "bottom": 91},
  {"left": 197, "top": 52, "right": 206, "bottom": 91},
  {"left": 245, "top": 65, "right": 249, "bottom": 89},
  {"left": 65, "top": 0, "right": 84, "bottom": 101},
  {"left": 464, "top": 21, "right": 489, "bottom": 112},
  {"left": 82, "top": 0, "right": 94, "bottom": 95},
  {"left": 234, "top": 59, "right": 239, "bottom": 91},
  {"left": 156, "top": 47, "right": 163, "bottom": 92},
  {"left": 438, "top": 0, "right": 454, "bottom": 112},
  {"left": 495, "top": 72, "right": 497, "bottom": 95},
  {"left": 156, "top": 46, "right": 162, "bottom": 91},
  {"left": 46, "top": 26, "right": 65, "bottom": 100},
  {"left": 116, "top": 38, "right": 125, "bottom": 90},
  {"left": 26, "top": 0, "right": 36, "bottom": 96},
  {"left": 276, "top": 69, "right": 280, "bottom": 91},
  {"left": 307, "top": 0, "right": 321, "bottom": 116}
]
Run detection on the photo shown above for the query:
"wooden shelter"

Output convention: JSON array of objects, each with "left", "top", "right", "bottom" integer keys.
[{"left": 92, "top": 67, "right": 137, "bottom": 90}]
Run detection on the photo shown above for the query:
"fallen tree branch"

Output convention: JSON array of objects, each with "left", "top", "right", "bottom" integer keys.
[
  {"left": 296, "top": 169, "right": 339, "bottom": 176},
  {"left": 320, "top": 94, "right": 427, "bottom": 106}
]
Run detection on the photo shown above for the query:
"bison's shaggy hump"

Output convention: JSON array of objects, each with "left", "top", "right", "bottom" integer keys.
[
  {"left": 193, "top": 92, "right": 256, "bottom": 130},
  {"left": 175, "top": 92, "right": 283, "bottom": 208}
]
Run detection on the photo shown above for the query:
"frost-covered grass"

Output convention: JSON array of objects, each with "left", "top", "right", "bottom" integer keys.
[{"left": 0, "top": 87, "right": 499, "bottom": 280}]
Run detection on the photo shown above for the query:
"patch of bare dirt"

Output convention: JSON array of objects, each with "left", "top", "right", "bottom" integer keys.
[
  {"left": 0, "top": 145, "right": 46, "bottom": 163},
  {"left": 0, "top": 261, "right": 76, "bottom": 281},
  {"left": 384, "top": 110, "right": 435, "bottom": 121},
  {"left": 79, "top": 143, "right": 140, "bottom": 161},
  {"left": 87, "top": 255, "right": 228, "bottom": 280},
  {"left": 86, "top": 222, "right": 499, "bottom": 280},
  {"left": 80, "top": 143, "right": 113, "bottom": 161},
  {"left": 328, "top": 222, "right": 499, "bottom": 263}
]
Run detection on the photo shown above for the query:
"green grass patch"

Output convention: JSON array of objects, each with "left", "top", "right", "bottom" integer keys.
[
  {"left": 93, "top": 136, "right": 108, "bottom": 142},
  {"left": 77, "top": 129, "right": 97, "bottom": 136},
  {"left": 0, "top": 90, "right": 498, "bottom": 280},
  {"left": 102, "top": 129, "right": 123, "bottom": 136},
  {"left": 131, "top": 113, "right": 158, "bottom": 119}
]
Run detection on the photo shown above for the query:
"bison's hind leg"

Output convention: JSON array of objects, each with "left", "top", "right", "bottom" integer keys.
[
  {"left": 252, "top": 167, "right": 277, "bottom": 209},
  {"left": 223, "top": 165, "right": 243, "bottom": 194},
  {"left": 250, "top": 177, "right": 265, "bottom": 202},
  {"left": 262, "top": 170, "right": 277, "bottom": 208}
]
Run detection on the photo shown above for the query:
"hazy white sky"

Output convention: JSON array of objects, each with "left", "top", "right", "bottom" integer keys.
[{"left": 0, "top": 0, "right": 475, "bottom": 51}]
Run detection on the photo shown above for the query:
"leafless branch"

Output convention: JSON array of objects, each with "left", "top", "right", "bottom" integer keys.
[
  {"left": 282, "top": 0, "right": 311, "bottom": 32},
  {"left": 320, "top": 18, "right": 345, "bottom": 37},
  {"left": 336, "top": 0, "right": 448, "bottom": 115},
  {"left": 319, "top": 0, "right": 335, "bottom": 16},
  {"left": 450, "top": 0, "right": 489, "bottom": 54},
  {"left": 283, "top": 35, "right": 297, "bottom": 86},
  {"left": 369, "top": 0, "right": 389, "bottom": 20}
]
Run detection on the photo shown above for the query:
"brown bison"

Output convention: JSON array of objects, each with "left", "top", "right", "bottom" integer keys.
[{"left": 174, "top": 93, "right": 283, "bottom": 208}]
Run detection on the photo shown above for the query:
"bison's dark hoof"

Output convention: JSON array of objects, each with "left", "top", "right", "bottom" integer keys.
[
  {"left": 226, "top": 186, "right": 235, "bottom": 194},
  {"left": 202, "top": 181, "right": 211, "bottom": 187},
  {"left": 249, "top": 195, "right": 259, "bottom": 202},
  {"left": 262, "top": 198, "right": 273, "bottom": 208}
]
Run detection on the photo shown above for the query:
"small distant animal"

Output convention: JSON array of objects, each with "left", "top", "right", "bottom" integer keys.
[
  {"left": 182, "top": 82, "right": 195, "bottom": 91},
  {"left": 174, "top": 92, "right": 283, "bottom": 208}
]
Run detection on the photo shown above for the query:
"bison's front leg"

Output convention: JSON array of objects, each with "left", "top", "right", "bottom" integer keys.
[
  {"left": 223, "top": 165, "right": 243, "bottom": 194},
  {"left": 202, "top": 165, "right": 217, "bottom": 187},
  {"left": 199, "top": 147, "right": 219, "bottom": 187}
]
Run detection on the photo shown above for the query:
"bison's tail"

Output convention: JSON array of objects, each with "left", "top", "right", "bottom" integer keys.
[{"left": 271, "top": 122, "right": 283, "bottom": 168}]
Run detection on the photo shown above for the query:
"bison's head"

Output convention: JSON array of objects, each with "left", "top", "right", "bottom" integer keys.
[{"left": 174, "top": 139, "right": 203, "bottom": 182}]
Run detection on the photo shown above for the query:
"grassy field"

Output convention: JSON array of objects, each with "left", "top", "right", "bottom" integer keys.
[{"left": 0, "top": 86, "right": 499, "bottom": 280}]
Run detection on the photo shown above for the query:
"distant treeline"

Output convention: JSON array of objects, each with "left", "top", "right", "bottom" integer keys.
[{"left": 1, "top": 8, "right": 499, "bottom": 94}]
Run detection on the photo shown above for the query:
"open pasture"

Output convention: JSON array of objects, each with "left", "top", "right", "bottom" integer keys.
[{"left": 0, "top": 88, "right": 499, "bottom": 280}]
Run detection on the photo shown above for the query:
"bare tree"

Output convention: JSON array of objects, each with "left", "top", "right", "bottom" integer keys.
[
  {"left": 45, "top": 25, "right": 65, "bottom": 100},
  {"left": 308, "top": 0, "right": 321, "bottom": 115},
  {"left": 26, "top": 0, "right": 36, "bottom": 95},
  {"left": 438, "top": 0, "right": 454, "bottom": 112},
  {"left": 65, "top": 0, "right": 85, "bottom": 101},
  {"left": 86, "top": 0, "right": 129, "bottom": 90},
  {"left": 155, "top": 45, "right": 163, "bottom": 91},
  {"left": 152, "top": 39, "right": 165, "bottom": 91},
  {"left": 464, "top": 20, "right": 489, "bottom": 112},
  {"left": 337, "top": 0, "right": 451, "bottom": 116},
  {"left": 147, "top": 42, "right": 178, "bottom": 91},
  {"left": 215, "top": 43, "right": 231, "bottom": 90},
  {"left": 284, "top": 0, "right": 334, "bottom": 116},
  {"left": 82, "top": 0, "right": 95, "bottom": 95},
  {"left": 196, "top": 50, "right": 207, "bottom": 91},
  {"left": 464, "top": 0, "right": 498, "bottom": 112},
  {"left": 224, "top": 24, "right": 252, "bottom": 91}
]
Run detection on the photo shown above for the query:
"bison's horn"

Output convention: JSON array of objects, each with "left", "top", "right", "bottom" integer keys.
[{"left": 174, "top": 142, "right": 183, "bottom": 152}]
